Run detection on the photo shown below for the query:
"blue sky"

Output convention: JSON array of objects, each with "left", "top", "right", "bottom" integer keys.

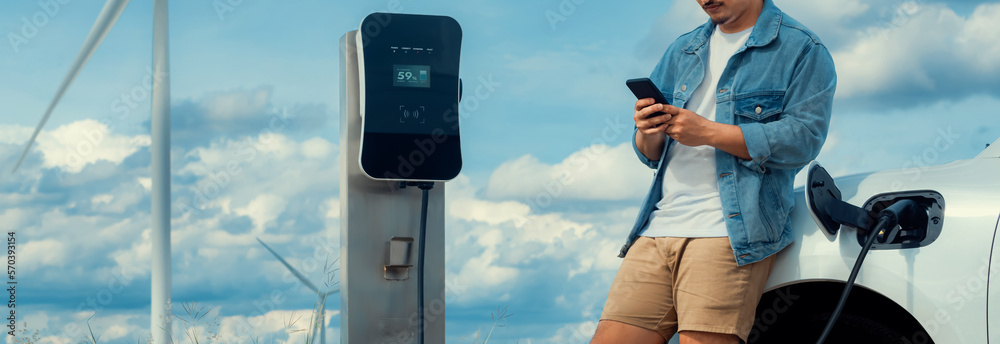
[{"left": 2, "top": 0, "right": 999, "bottom": 343}]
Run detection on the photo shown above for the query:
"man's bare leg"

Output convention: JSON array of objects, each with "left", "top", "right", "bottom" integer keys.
[
  {"left": 678, "top": 331, "right": 740, "bottom": 344},
  {"left": 590, "top": 320, "right": 665, "bottom": 344}
]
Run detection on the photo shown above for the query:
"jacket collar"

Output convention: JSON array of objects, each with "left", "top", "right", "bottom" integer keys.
[{"left": 682, "top": 0, "right": 782, "bottom": 53}]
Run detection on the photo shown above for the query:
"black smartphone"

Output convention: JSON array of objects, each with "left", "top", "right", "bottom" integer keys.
[{"left": 626, "top": 77, "right": 670, "bottom": 105}]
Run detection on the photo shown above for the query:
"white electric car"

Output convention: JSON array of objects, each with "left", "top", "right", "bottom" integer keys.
[{"left": 748, "top": 137, "right": 1000, "bottom": 344}]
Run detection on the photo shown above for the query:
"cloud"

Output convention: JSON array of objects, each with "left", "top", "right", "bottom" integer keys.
[
  {"left": 815, "top": 94, "right": 1000, "bottom": 177},
  {"left": 323, "top": 198, "right": 340, "bottom": 219},
  {"left": 445, "top": 174, "right": 631, "bottom": 307},
  {"left": 0, "top": 120, "right": 150, "bottom": 174},
  {"left": 485, "top": 142, "right": 651, "bottom": 202},
  {"left": 167, "top": 86, "right": 331, "bottom": 150},
  {"left": 832, "top": 3, "right": 1000, "bottom": 107},
  {"left": 543, "top": 321, "right": 600, "bottom": 344},
  {"left": 235, "top": 193, "right": 289, "bottom": 234},
  {"left": 21, "top": 239, "right": 67, "bottom": 269}
]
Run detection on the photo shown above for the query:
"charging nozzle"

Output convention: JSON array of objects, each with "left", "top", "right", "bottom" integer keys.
[{"left": 874, "top": 199, "right": 928, "bottom": 244}]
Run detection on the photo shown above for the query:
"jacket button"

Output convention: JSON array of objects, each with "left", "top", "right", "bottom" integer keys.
[
  {"left": 755, "top": 106, "right": 762, "bottom": 114},
  {"left": 681, "top": 85, "right": 687, "bottom": 92}
]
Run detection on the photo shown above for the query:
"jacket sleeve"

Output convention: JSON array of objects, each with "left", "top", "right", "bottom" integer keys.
[
  {"left": 738, "top": 42, "right": 836, "bottom": 173},
  {"left": 632, "top": 127, "right": 662, "bottom": 169}
]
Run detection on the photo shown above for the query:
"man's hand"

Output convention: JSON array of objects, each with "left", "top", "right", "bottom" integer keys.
[
  {"left": 661, "top": 105, "right": 716, "bottom": 147},
  {"left": 661, "top": 104, "right": 753, "bottom": 160},
  {"left": 634, "top": 98, "right": 672, "bottom": 135},
  {"left": 633, "top": 98, "right": 671, "bottom": 161}
]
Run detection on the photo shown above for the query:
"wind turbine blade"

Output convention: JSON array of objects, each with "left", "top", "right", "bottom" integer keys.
[
  {"left": 11, "top": 0, "right": 132, "bottom": 173},
  {"left": 256, "top": 238, "right": 320, "bottom": 293}
]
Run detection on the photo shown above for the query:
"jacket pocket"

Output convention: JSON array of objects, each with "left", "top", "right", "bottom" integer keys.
[
  {"left": 734, "top": 92, "right": 784, "bottom": 122},
  {"left": 757, "top": 174, "right": 786, "bottom": 243}
]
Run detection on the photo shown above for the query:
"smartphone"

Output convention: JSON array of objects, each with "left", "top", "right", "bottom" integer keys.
[{"left": 626, "top": 77, "right": 670, "bottom": 105}]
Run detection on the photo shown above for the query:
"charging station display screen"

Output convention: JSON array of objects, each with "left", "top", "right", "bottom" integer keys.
[{"left": 393, "top": 64, "right": 430, "bottom": 88}]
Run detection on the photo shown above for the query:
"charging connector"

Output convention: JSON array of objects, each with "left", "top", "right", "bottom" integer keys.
[{"left": 815, "top": 199, "right": 923, "bottom": 344}]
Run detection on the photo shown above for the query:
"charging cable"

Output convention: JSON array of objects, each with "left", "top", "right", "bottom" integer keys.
[
  {"left": 413, "top": 182, "right": 435, "bottom": 344},
  {"left": 815, "top": 199, "right": 921, "bottom": 344}
]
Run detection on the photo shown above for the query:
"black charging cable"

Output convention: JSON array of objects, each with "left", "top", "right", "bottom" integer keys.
[
  {"left": 815, "top": 199, "right": 921, "bottom": 344},
  {"left": 412, "top": 181, "right": 435, "bottom": 344}
]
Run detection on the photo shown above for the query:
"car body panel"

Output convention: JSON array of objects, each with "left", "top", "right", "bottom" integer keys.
[{"left": 767, "top": 156, "right": 1000, "bottom": 343}]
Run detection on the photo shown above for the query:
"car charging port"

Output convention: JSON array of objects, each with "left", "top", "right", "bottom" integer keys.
[{"left": 857, "top": 191, "right": 944, "bottom": 250}]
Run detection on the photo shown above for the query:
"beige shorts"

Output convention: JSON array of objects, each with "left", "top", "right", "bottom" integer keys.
[{"left": 600, "top": 236, "right": 777, "bottom": 342}]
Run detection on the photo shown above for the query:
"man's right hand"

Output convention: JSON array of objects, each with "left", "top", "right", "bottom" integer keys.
[
  {"left": 634, "top": 98, "right": 672, "bottom": 135},
  {"left": 634, "top": 98, "right": 670, "bottom": 161}
]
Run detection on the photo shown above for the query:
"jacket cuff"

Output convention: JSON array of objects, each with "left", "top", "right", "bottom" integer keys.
[
  {"left": 632, "top": 127, "right": 660, "bottom": 169},
  {"left": 738, "top": 122, "right": 770, "bottom": 173}
]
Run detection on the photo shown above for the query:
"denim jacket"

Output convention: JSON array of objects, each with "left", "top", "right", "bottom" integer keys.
[{"left": 620, "top": 0, "right": 836, "bottom": 266}]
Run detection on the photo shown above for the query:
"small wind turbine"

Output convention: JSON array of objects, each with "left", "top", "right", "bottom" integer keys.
[
  {"left": 257, "top": 238, "right": 339, "bottom": 344},
  {"left": 10, "top": 1, "right": 173, "bottom": 342}
]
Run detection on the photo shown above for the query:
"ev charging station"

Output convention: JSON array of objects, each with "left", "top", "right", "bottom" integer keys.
[{"left": 340, "top": 13, "right": 463, "bottom": 344}]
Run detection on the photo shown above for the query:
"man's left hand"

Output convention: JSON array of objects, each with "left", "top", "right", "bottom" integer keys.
[{"left": 661, "top": 105, "right": 718, "bottom": 147}]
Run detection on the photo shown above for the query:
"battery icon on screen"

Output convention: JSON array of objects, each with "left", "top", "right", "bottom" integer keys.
[{"left": 420, "top": 70, "right": 427, "bottom": 81}]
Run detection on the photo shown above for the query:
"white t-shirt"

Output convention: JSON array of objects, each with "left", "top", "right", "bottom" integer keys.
[{"left": 642, "top": 26, "right": 753, "bottom": 238}]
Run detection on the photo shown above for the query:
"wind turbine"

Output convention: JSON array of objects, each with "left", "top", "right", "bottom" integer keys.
[
  {"left": 257, "top": 238, "right": 339, "bottom": 344},
  {"left": 10, "top": 1, "right": 174, "bottom": 343}
]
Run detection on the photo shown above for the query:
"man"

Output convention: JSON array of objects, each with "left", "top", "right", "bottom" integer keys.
[{"left": 591, "top": 0, "right": 835, "bottom": 343}]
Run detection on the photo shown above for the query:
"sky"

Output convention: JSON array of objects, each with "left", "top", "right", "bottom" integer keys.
[{"left": 1, "top": 0, "right": 999, "bottom": 343}]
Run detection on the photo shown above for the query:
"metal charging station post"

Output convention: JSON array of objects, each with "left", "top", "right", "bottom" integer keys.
[{"left": 340, "top": 29, "right": 447, "bottom": 343}]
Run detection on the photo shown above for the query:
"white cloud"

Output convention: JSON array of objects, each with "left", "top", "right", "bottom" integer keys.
[
  {"left": 1, "top": 120, "right": 150, "bottom": 173},
  {"left": 37, "top": 337, "right": 72, "bottom": 344},
  {"left": 778, "top": 0, "right": 870, "bottom": 43},
  {"left": 445, "top": 174, "right": 631, "bottom": 305},
  {"left": 176, "top": 134, "right": 339, "bottom": 214},
  {"left": 110, "top": 228, "right": 152, "bottom": 278},
  {"left": 543, "top": 321, "right": 599, "bottom": 344},
  {"left": 138, "top": 177, "right": 152, "bottom": 190},
  {"left": 833, "top": 3, "right": 1000, "bottom": 101},
  {"left": 21, "top": 239, "right": 67, "bottom": 269},
  {"left": 485, "top": 142, "right": 651, "bottom": 201},
  {"left": 217, "top": 309, "right": 340, "bottom": 343},
  {"left": 235, "top": 193, "right": 289, "bottom": 234},
  {"left": 302, "top": 137, "right": 335, "bottom": 159},
  {"left": 91, "top": 194, "right": 113, "bottom": 204},
  {"left": 203, "top": 86, "right": 272, "bottom": 122},
  {"left": 323, "top": 198, "right": 340, "bottom": 219}
]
